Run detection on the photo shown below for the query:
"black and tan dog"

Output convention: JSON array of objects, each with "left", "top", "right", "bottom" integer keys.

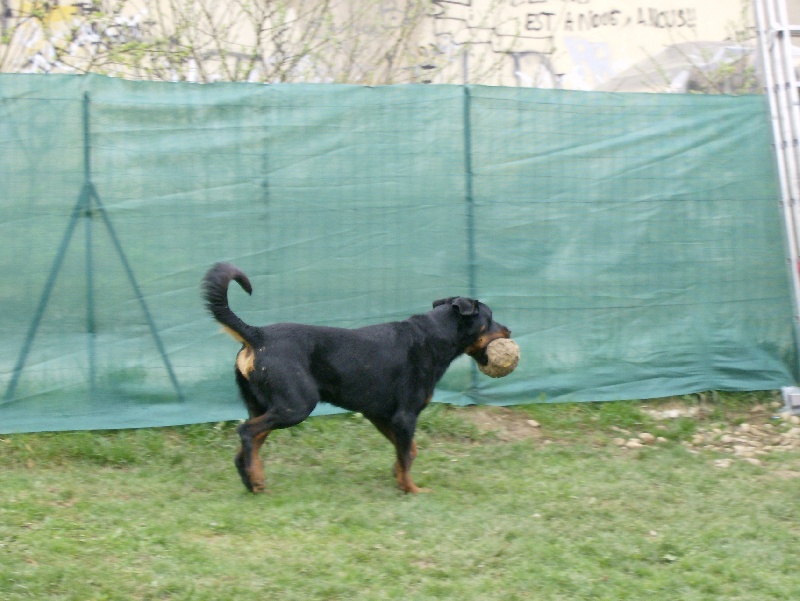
[{"left": 203, "top": 262, "right": 511, "bottom": 494}]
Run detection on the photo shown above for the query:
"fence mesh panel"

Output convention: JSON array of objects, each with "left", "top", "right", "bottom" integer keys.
[{"left": 0, "top": 74, "right": 795, "bottom": 433}]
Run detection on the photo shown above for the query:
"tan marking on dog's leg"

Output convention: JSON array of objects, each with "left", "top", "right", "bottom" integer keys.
[
  {"left": 396, "top": 466, "right": 429, "bottom": 494},
  {"left": 247, "top": 430, "right": 271, "bottom": 493},
  {"left": 396, "top": 440, "right": 429, "bottom": 494}
]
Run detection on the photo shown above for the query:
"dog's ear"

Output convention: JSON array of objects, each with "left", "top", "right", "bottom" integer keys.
[
  {"left": 433, "top": 297, "right": 455, "bottom": 309},
  {"left": 452, "top": 297, "right": 479, "bottom": 316},
  {"left": 433, "top": 297, "right": 478, "bottom": 316}
]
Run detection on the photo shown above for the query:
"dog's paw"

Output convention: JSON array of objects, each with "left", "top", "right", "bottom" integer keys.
[
  {"left": 397, "top": 478, "right": 432, "bottom": 494},
  {"left": 234, "top": 452, "right": 255, "bottom": 492}
]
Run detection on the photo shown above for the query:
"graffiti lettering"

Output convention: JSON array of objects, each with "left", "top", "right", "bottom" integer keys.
[
  {"left": 564, "top": 10, "right": 623, "bottom": 32},
  {"left": 526, "top": 12, "right": 556, "bottom": 32},
  {"left": 430, "top": 0, "right": 735, "bottom": 90},
  {"left": 638, "top": 8, "right": 697, "bottom": 29}
]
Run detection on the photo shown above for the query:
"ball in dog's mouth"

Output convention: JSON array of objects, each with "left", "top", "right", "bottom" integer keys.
[{"left": 477, "top": 338, "right": 520, "bottom": 378}]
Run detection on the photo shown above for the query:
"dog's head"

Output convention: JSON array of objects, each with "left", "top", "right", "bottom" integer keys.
[{"left": 433, "top": 297, "right": 511, "bottom": 366}]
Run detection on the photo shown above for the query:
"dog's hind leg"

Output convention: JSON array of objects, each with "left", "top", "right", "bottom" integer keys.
[
  {"left": 233, "top": 367, "right": 271, "bottom": 492},
  {"left": 236, "top": 367, "right": 263, "bottom": 419},
  {"left": 236, "top": 413, "right": 274, "bottom": 493},
  {"left": 235, "top": 376, "right": 320, "bottom": 493}
]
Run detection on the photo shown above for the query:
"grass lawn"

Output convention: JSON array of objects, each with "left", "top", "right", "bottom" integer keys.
[{"left": 1, "top": 392, "right": 799, "bottom": 600}]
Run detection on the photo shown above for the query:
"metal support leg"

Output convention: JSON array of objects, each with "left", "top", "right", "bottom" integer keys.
[{"left": 3, "top": 92, "right": 184, "bottom": 405}]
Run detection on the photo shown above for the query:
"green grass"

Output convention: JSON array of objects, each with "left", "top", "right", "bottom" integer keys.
[{"left": 2, "top": 393, "right": 800, "bottom": 600}]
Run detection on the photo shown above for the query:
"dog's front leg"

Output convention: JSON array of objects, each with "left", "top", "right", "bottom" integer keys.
[{"left": 391, "top": 413, "right": 430, "bottom": 494}]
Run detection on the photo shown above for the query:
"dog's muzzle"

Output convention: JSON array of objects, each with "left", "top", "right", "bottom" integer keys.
[{"left": 466, "top": 326, "right": 511, "bottom": 365}]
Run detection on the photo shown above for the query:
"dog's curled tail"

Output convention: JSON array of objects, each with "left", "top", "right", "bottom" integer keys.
[{"left": 203, "top": 263, "right": 260, "bottom": 346}]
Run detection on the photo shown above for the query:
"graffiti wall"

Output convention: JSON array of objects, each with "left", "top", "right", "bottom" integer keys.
[
  {"left": 431, "top": 0, "right": 754, "bottom": 90},
  {"left": 2, "top": 0, "right": 757, "bottom": 90}
]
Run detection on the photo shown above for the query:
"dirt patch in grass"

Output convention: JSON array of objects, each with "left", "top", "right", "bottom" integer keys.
[
  {"left": 638, "top": 398, "right": 800, "bottom": 463},
  {"left": 455, "top": 397, "right": 800, "bottom": 468},
  {"left": 459, "top": 406, "right": 543, "bottom": 442},
  {"left": 685, "top": 416, "right": 800, "bottom": 465}
]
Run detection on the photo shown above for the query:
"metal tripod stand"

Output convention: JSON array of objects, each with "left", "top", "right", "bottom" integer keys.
[{"left": 4, "top": 93, "right": 183, "bottom": 403}]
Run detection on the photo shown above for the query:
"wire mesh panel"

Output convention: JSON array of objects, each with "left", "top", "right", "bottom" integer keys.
[
  {"left": 468, "top": 86, "right": 796, "bottom": 403},
  {"left": 0, "top": 74, "right": 795, "bottom": 433}
]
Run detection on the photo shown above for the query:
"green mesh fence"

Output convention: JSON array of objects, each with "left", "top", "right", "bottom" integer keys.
[{"left": 0, "top": 74, "right": 796, "bottom": 433}]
